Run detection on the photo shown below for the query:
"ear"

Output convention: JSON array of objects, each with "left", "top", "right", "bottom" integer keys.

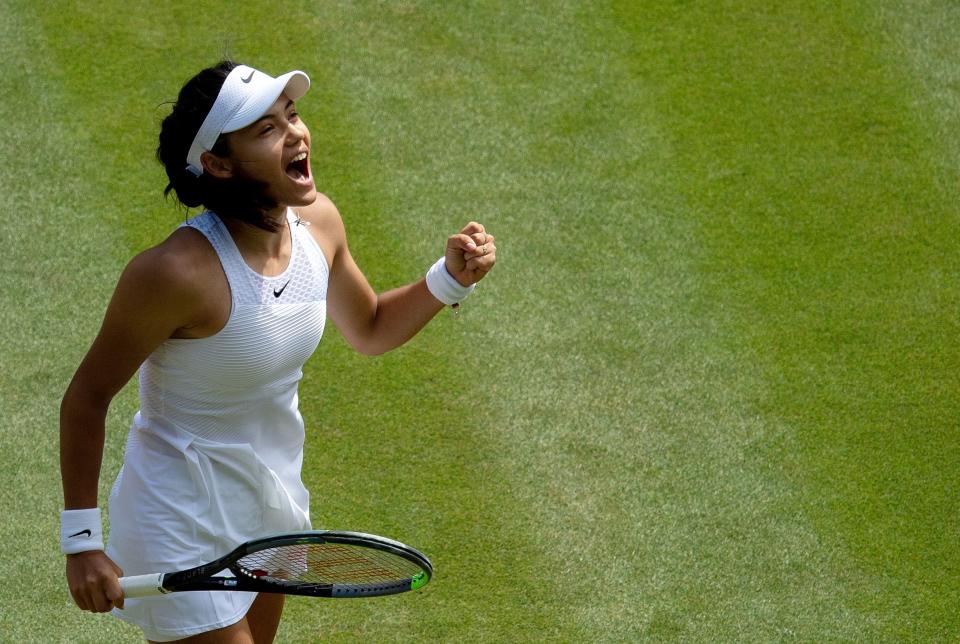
[{"left": 200, "top": 151, "right": 234, "bottom": 179}]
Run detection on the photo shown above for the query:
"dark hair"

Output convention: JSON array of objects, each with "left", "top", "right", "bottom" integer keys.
[{"left": 157, "top": 60, "right": 280, "bottom": 232}]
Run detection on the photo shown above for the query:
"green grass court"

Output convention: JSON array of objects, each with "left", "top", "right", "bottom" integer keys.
[{"left": 2, "top": 1, "right": 958, "bottom": 640}]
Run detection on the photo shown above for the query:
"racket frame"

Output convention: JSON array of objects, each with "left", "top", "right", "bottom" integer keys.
[{"left": 120, "top": 530, "right": 432, "bottom": 599}]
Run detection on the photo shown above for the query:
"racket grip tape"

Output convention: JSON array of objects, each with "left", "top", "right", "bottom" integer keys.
[{"left": 119, "top": 573, "right": 169, "bottom": 598}]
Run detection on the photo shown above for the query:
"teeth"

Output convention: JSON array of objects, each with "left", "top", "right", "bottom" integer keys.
[{"left": 291, "top": 152, "right": 307, "bottom": 163}]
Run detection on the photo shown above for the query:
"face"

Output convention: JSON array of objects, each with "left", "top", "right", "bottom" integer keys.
[{"left": 204, "top": 93, "right": 316, "bottom": 210}]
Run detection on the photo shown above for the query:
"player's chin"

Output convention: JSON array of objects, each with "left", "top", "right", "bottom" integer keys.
[
  {"left": 280, "top": 181, "right": 318, "bottom": 208},
  {"left": 293, "top": 185, "right": 318, "bottom": 207}
]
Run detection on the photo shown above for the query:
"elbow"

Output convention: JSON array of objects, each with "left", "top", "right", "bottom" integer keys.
[
  {"left": 343, "top": 320, "right": 393, "bottom": 356},
  {"left": 347, "top": 329, "right": 394, "bottom": 356},
  {"left": 353, "top": 339, "right": 391, "bottom": 357},
  {"left": 60, "top": 376, "right": 112, "bottom": 423}
]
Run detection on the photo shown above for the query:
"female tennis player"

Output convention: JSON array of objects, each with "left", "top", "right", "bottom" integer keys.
[{"left": 59, "top": 61, "right": 496, "bottom": 642}]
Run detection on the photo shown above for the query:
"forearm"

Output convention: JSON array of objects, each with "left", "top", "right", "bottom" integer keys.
[
  {"left": 327, "top": 218, "right": 493, "bottom": 355},
  {"left": 60, "top": 381, "right": 109, "bottom": 509},
  {"left": 358, "top": 278, "right": 445, "bottom": 356}
]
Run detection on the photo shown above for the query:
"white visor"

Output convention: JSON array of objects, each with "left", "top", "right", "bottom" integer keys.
[{"left": 185, "top": 64, "right": 310, "bottom": 176}]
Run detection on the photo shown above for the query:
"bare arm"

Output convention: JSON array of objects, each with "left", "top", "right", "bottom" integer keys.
[
  {"left": 61, "top": 243, "right": 209, "bottom": 507},
  {"left": 307, "top": 198, "right": 497, "bottom": 355},
  {"left": 60, "top": 233, "right": 215, "bottom": 612},
  {"left": 327, "top": 240, "right": 445, "bottom": 356}
]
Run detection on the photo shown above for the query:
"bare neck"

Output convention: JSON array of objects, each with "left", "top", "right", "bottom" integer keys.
[{"left": 221, "top": 207, "right": 292, "bottom": 277}]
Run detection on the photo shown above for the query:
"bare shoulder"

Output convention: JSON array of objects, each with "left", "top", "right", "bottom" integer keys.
[
  {"left": 78, "top": 224, "right": 227, "bottom": 377},
  {"left": 123, "top": 226, "right": 218, "bottom": 295},
  {"left": 293, "top": 194, "right": 347, "bottom": 262},
  {"left": 111, "top": 226, "right": 226, "bottom": 327},
  {"left": 294, "top": 193, "right": 343, "bottom": 230}
]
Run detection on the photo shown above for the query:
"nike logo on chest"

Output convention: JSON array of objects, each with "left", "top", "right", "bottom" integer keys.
[{"left": 273, "top": 280, "right": 290, "bottom": 298}]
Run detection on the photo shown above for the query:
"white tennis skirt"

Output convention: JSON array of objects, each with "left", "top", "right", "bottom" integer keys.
[{"left": 107, "top": 423, "right": 311, "bottom": 641}]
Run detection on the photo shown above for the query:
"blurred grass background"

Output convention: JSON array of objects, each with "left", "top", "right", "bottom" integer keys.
[{"left": 1, "top": 0, "right": 957, "bottom": 640}]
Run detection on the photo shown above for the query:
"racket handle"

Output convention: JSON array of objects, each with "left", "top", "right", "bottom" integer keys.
[{"left": 120, "top": 573, "right": 168, "bottom": 598}]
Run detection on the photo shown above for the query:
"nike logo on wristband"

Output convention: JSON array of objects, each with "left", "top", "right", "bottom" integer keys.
[
  {"left": 68, "top": 529, "right": 92, "bottom": 539},
  {"left": 273, "top": 280, "right": 290, "bottom": 298}
]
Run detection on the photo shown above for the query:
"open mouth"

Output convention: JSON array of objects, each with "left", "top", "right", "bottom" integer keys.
[{"left": 286, "top": 151, "right": 311, "bottom": 182}]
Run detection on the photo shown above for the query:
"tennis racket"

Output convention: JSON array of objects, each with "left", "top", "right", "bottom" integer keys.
[{"left": 119, "top": 530, "right": 432, "bottom": 599}]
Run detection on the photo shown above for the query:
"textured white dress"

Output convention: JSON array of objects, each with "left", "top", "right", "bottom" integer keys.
[{"left": 107, "top": 209, "right": 328, "bottom": 641}]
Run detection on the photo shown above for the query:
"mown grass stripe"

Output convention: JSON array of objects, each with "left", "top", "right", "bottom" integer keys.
[
  {"left": 0, "top": 3, "right": 142, "bottom": 641},
  {"left": 613, "top": 0, "right": 959, "bottom": 637},
  {"left": 462, "top": 3, "right": 866, "bottom": 638},
  {"left": 280, "top": 4, "right": 598, "bottom": 640}
]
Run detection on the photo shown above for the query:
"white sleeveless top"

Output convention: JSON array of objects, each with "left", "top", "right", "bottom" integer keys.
[{"left": 108, "top": 209, "right": 328, "bottom": 640}]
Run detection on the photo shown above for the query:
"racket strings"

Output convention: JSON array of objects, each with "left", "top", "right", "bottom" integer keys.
[{"left": 238, "top": 542, "right": 422, "bottom": 585}]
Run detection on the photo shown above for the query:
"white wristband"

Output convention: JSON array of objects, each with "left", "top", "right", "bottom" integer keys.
[
  {"left": 60, "top": 508, "right": 105, "bottom": 554},
  {"left": 425, "top": 257, "right": 475, "bottom": 306}
]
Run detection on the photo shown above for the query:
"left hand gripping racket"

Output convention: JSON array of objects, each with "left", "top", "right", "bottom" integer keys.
[{"left": 119, "top": 530, "right": 432, "bottom": 599}]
